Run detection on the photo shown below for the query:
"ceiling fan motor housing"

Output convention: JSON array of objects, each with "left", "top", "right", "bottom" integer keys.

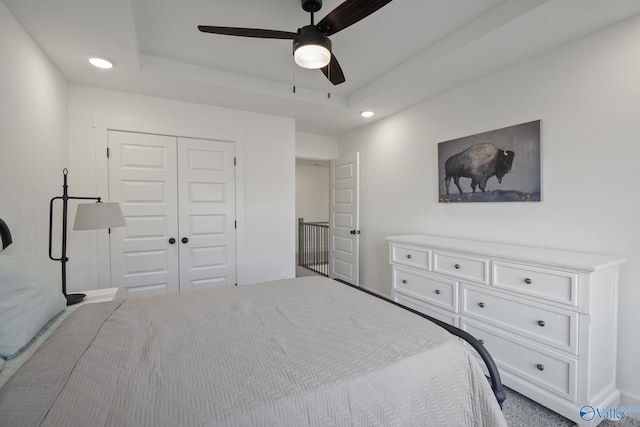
[
  {"left": 293, "top": 25, "right": 332, "bottom": 54},
  {"left": 301, "top": 0, "right": 322, "bottom": 13},
  {"left": 293, "top": 25, "right": 332, "bottom": 69}
]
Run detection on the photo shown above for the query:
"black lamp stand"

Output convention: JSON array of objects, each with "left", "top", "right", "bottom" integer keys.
[{"left": 48, "top": 169, "right": 101, "bottom": 306}]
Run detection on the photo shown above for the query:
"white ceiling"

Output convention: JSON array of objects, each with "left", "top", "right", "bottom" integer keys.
[{"left": 5, "top": 0, "right": 640, "bottom": 136}]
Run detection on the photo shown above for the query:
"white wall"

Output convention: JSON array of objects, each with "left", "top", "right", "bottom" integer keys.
[
  {"left": 66, "top": 85, "right": 296, "bottom": 289},
  {"left": 0, "top": 2, "right": 67, "bottom": 263},
  {"left": 339, "top": 14, "right": 640, "bottom": 410},
  {"left": 296, "top": 132, "right": 338, "bottom": 160},
  {"left": 296, "top": 164, "right": 330, "bottom": 224}
]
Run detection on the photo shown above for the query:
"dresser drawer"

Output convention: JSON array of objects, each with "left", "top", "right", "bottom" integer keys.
[
  {"left": 462, "top": 319, "right": 577, "bottom": 401},
  {"left": 393, "top": 267, "right": 458, "bottom": 312},
  {"left": 390, "top": 243, "right": 431, "bottom": 271},
  {"left": 461, "top": 286, "right": 577, "bottom": 353},
  {"left": 492, "top": 261, "right": 578, "bottom": 306},
  {"left": 433, "top": 251, "right": 489, "bottom": 284},
  {"left": 393, "top": 292, "right": 459, "bottom": 327}
]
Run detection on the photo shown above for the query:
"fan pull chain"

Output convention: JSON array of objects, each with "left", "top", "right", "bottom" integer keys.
[{"left": 292, "top": 60, "right": 296, "bottom": 93}]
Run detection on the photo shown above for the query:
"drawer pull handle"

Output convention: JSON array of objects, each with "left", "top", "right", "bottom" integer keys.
[
  {"left": 478, "top": 339, "right": 485, "bottom": 345},
  {"left": 406, "top": 254, "right": 413, "bottom": 259},
  {"left": 525, "top": 278, "right": 533, "bottom": 284},
  {"left": 435, "top": 289, "right": 441, "bottom": 295},
  {"left": 536, "top": 364, "right": 545, "bottom": 371},
  {"left": 402, "top": 279, "right": 407, "bottom": 284},
  {"left": 538, "top": 320, "right": 546, "bottom": 327},
  {"left": 478, "top": 302, "right": 485, "bottom": 308},
  {"left": 454, "top": 264, "right": 461, "bottom": 269}
]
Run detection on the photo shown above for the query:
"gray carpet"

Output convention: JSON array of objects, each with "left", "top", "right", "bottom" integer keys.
[{"left": 503, "top": 386, "right": 640, "bottom": 427}]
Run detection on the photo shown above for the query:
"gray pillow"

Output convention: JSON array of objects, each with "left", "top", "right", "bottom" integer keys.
[{"left": 0, "top": 245, "right": 66, "bottom": 358}]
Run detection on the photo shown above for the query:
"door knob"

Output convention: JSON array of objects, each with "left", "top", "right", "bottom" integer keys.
[
  {"left": 181, "top": 237, "right": 189, "bottom": 244},
  {"left": 168, "top": 238, "right": 176, "bottom": 244}
]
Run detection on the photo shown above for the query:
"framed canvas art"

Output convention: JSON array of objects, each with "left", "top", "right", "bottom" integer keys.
[{"left": 438, "top": 120, "right": 541, "bottom": 203}]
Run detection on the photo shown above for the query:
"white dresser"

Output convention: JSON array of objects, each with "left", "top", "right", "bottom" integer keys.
[{"left": 387, "top": 234, "right": 624, "bottom": 426}]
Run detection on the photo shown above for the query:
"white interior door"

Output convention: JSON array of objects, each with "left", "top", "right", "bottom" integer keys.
[
  {"left": 178, "top": 137, "right": 236, "bottom": 292},
  {"left": 109, "top": 132, "right": 236, "bottom": 298},
  {"left": 108, "top": 131, "right": 180, "bottom": 298},
  {"left": 329, "top": 153, "right": 360, "bottom": 285}
]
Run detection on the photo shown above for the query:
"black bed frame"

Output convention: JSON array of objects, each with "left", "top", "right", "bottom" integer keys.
[
  {"left": 337, "top": 279, "right": 506, "bottom": 408},
  {"left": 0, "top": 218, "right": 505, "bottom": 408}
]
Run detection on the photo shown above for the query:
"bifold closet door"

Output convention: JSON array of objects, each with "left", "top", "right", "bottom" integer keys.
[
  {"left": 108, "top": 131, "right": 180, "bottom": 297},
  {"left": 108, "top": 131, "right": 236, "bottom": 298},
  {"left": 177, "top": 137, "right": 236, "bottom": 292}
]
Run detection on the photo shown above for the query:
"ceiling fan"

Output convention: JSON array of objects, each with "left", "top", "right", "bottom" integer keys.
[{"left": 198, "top": 0, "right": 393, "bottom": 85}]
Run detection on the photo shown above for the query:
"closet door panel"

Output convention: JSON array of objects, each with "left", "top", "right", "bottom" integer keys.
[
  {"left": 178, "top": 138, "right": 236, "bottom": 292},
  {"left": 108, "top": 131, "right": 180, "bottom": 297}
]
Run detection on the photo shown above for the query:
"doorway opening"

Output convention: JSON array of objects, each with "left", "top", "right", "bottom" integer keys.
[{"left": 295, "top": 158, "right": 329, "bottom": 278}]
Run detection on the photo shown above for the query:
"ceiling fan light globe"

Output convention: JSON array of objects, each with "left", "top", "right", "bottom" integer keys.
[{"left": 294, "top": 44, "right": 331, "bottom": 69}]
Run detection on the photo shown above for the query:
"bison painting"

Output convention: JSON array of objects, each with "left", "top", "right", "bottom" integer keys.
[{"left": 444, "top": 143, "right": 515, "bottom": 195}]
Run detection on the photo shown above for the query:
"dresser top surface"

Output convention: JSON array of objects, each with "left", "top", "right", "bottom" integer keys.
[{"left": 386, "top": 234, "right": 625, "bottom": 272}]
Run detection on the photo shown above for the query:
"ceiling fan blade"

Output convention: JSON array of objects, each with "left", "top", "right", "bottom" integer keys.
[
  {"left": 320, "top": 54, "right": 346, "bottom": 85},
  {"left": 317, "top": 0, "right": 393, "bottom": 36},
  {"left": 198, "top": 26, "right": 297, "bottom": 40}
]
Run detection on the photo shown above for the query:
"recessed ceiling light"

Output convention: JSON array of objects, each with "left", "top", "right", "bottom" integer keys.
[
  {"left": 360, "top": 111, "right": 374, "bottom": 118},
  {"left": 89, "top": 57, "right": 114, "bottom": 69}
]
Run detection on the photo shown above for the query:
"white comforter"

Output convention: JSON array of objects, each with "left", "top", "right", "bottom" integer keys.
[{"left": 0, "top": 276, "right": 507, "bottom": 426}]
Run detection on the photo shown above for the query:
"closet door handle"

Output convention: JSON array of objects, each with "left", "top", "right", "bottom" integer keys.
[
  {"left": 181, "top": 237, "right": 189, "bottom": 244},
  {"left": 168, "top": 238, "right": 176, "bottom": 244}
]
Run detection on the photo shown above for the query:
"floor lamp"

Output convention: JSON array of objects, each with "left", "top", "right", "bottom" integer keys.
[{"left": 49, "top": 169, "right": 126, "bottom": 305}]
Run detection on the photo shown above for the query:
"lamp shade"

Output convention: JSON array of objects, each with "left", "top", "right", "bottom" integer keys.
[{"left": 73, "top": 202, "right": 126, "bottom": 230}]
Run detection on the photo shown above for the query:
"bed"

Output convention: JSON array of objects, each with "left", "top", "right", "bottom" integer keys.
[{"left": 0, "top": 218, "right": 507, "bottom": 426}]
